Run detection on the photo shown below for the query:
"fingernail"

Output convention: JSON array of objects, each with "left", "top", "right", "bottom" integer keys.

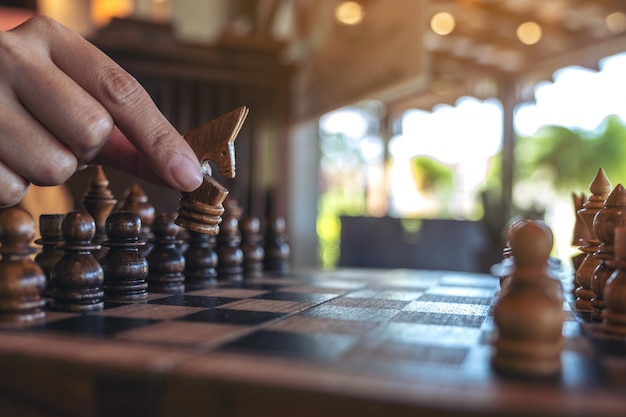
[{"left": 170, "top": 153, "right": 203, "bottom": 191}]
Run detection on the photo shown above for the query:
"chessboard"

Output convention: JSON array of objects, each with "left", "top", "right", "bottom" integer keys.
[{"left": 0, "top": 268, "right": 624, "bottom": 417}]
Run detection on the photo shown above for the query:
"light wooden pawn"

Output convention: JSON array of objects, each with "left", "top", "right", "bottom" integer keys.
[{"left": 491, "top": 220, "right": 564, "bottom": 378}]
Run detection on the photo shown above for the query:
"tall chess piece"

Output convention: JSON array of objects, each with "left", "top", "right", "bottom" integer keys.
[
  {"left": 147, "top": 213, "right": 185, "bottom": 293},
  {"left": 241, "top": 216, "right": 265, "bottom": 278},
  {"left": 216, "top": 199, "right": 244, "bottom": 281},
  {"left": 100, "top": 212, "right": 149, "bottom": 301},
  {"left": 34, "top": 213, "right": 65, "bottom": 298},
  {"left": 0, "top": 207, "right": 46, "bottom": 322},
  {"left": 50, "top": 211, "right": 104, "bottom": 312},
  {"left": 575, "top": 168, "right": 611, "bottom": 312},
  {"left": 601, "top": 226, "right": 626, "bottom": 335},
  {"left": 264, "top": 217, "right": 290, "bottom": 276},
  {"left": 184, "top": 231, "right": 218, "bottom": 289},
  {"left": 491, "top": 220, "right": 564, "bottom": 378},
  {"left": 591, "top": 184, "right": 626, "bottom": 320},
  {"left": 82, "top": 165, "right": 117, "bottom": 260}
]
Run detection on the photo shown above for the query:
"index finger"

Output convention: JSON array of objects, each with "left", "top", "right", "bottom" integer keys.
[{"left": 38, "top": 17, "right": 203, "bottom": 192}]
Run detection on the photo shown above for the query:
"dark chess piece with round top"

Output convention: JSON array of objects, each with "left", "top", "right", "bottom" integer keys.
[
  {"left": 147, "top": 213, "right": 185, "bottom": 293},
  {"left": 34, "top": 213, "right": 65, "bottom": 299},
  {"left": 50, "top": 210, "right": 104, "bottom": 312},
  {"left": 100, "top": 211, "right": 149, "bottom": 302},
  {"left": 0, "top": 207, "right": 46, "bottom": 322}
]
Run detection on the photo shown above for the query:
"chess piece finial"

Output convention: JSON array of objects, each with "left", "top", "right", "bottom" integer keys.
[
  {"left": 591, "top": 184, "right": 626, "bottom": 320},
  {"left": 101, "top": 212, "right": 149, "bottom": 301},
  {"left": 575, "top": 168, "right": 611, "bottom": 312},
  {"left": 34, "top": 213, "right": 65, "bottom": 298},
  {"left": 82, "top": 165, "right": 117, "bottom": 260},
  {"left": 147, "top": 213, "right": 185, "bottom": 293},
  {"left": 50, "top": 210, "right": 104, "bottom": 312},
  {"left": 601, "top": 226, "right": 626, "bottom": 335},
  {"left": 175, "top": 106, "right": 248, "bottom": 235},
  {"left": 0, "top": 207, "right": 46, "bottom": 322},
  {"left": 491, "top": 220, "right": 564, "bottom": 378}
]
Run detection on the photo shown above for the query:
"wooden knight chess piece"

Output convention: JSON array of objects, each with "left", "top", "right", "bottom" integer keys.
[
  {"left": 0, "top": 207, "right": 47, "bottom": 322},
  {"left": 175, "top": 106, "right": 248, "bottom": 235}
]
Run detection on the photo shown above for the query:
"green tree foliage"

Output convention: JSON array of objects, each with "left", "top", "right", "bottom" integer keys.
[{"left": 515, "top": 115, "right": 626, "bottom": 191}]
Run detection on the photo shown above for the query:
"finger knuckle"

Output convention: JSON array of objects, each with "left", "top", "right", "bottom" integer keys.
[
  {"left": 97, "top": 66, "right": 143, "bottom": 108},
  {"left": 73, "top": 109, "right": 113, "bottom": 162}
]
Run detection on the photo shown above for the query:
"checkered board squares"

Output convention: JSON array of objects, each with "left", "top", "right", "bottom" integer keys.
[{"left": 2, "top": 269, "right": 621, "bottom": 390}]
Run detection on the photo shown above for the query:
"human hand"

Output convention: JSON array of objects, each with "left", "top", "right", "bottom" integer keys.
[{"left": 0, "top": 16, "right": 203, "bottom": 207}]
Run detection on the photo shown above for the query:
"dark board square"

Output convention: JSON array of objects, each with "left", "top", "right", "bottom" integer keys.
[
  {"left": 177, "top": 308, "right": 285, "bottom": 325},
  {"left": 219, "top": 282, "right": 286, "bottom": 291},
  {"left": 253, "top": 291, "right": 338, "bottom": 303},
  {"left": 30, "top": 315, "right": 157, "bottom": 337},
  {"left": 218, "top": 329, "right": 357, "bottom": 361},
  {"left": 148, "top": 295, "right": 238, "bottom": 308}
]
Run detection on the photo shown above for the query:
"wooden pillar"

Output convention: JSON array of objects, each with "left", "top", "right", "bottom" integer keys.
[{"left": 499, "top": 76, "right": 517, "bottom": 224}]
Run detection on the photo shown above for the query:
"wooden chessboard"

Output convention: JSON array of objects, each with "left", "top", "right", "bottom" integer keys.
[{"left": 0, "top": 268, "right": 624, "bottom": 417}]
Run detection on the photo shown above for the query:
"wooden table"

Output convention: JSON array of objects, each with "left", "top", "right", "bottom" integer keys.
[{"left": 0, "top": 268, "right": 624, "bottom": 417}]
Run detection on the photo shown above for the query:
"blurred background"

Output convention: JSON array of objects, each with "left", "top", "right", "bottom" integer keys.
[{"left": 2, "top": 0, "right": 626, "bottom": 273}]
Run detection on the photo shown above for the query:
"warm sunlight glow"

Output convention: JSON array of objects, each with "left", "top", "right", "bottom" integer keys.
[
  {"left": 606, "top": 12, "right": 626, "bottom": 34},
  {"left": 335, "top": 1, "right": 365, "bottom": 26},
  {"left": 92, "top": 0, "right": 133, "bottom": 27},
  {"left": 430, "top": 12, "right": 455, "bottom": 35},
  {"left": 516, "top": 21, "right": 542, "bottom": 45},
  {"left": 515, "top": 53, "right": 626, "bottom": 135}
]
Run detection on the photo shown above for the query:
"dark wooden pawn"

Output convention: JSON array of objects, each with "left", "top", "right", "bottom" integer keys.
[
  {"left": 216, "top": 199, "right": 243, "bottom": 281},
  {"left": 50, "top": 211, "right": 104, "bottom": 312},
  {"left": 264, "top": 217, "right": 290, "bottom": 276},
  {"left": 82, "top": 166, "right": 117, "bottom": 260},
  {"left": 147, "top": 213, "right": 185, "bottom": 293},
  {"left": 241, "top": 216, "right": 264, "bottom": 278},
  {"left": 117, "top": 183, "right": 155, "bottom": 257},
  {"left": 100, "top": 212, "right": 148, "bottom": 301},
  {"left": 0, "top": 207, "right": 46, "bottom": 322},
  {"left": 184, "top": 231, "right": 218, "bottom": 289},
  {"left": 34, "top": 214, "right": 65, "bottom": 299}
]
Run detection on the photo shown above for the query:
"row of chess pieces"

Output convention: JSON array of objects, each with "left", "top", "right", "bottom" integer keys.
[
  {"left": 491, "top": 167, "right": 626, "bottom": 379},
  {"left": 0, "top": 166, "right": 290, "bottom": 323},
  {"left": 570, "top": 167, "right": 626, "bottom": 334}
]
